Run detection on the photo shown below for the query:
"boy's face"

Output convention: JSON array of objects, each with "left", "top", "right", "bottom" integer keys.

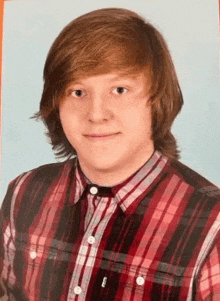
[{"left": 59, "top": 72, "right": 154, "bottom": 184}]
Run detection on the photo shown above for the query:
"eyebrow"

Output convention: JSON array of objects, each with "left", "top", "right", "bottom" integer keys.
[
  {"left": 90, "top": 75, "right": 138, "bottom": 83},
  {"left": 67, "top": 73, "right": 141, "bottom": 87}
]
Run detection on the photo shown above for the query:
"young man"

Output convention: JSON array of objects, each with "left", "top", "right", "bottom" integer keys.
[{"left": 1, "top": 7, "right": 220, "bottom": 301}]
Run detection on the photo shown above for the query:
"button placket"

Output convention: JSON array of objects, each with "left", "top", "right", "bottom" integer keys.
[{"left": 67, "top": 187, "right": 116, "bottom": 300}]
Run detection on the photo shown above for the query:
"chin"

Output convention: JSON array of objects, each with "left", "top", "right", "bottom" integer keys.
[
  {"left": 85, "top": 154, "right": 123, "bottom": 172},
  {"left": 91, "top": 160, "right": 119, "bottom": 172}
]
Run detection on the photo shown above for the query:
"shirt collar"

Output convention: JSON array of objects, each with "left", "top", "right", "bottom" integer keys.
[{"left": 72, "top": 150, "right": 168, "bottom": 215}]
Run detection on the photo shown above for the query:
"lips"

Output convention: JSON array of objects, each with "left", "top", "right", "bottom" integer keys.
[
  {"left": 84, "top": 133, "right": 120, "bottom": 140},
  {"left": 86, "top": 133, "right": 118, "bottom": 137}
]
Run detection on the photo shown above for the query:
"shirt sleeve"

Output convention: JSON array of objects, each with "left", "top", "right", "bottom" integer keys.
[
  {"left": 196, "top": 238, "right": 220, "bottom": 301},
  {"left": 0, "top": 208, "right": 7, "bottom": 301},
  {"left": 0, "top": 209, "right": 10, "bottom": 300},
  {"left": 0, "top": 179, "right": 19, "bottom": 301}
]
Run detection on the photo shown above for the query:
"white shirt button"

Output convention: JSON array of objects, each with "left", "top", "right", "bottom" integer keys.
[
  {"left": 87, "top": 236, "right": 95, "bottom": 244},
  {"left": 30, "top": 251, "right": 37, "bottom": 259},
  {"left": 90, "top": 186, "right": 98, "bottom": 195},
  {"left": 74, "top": 286, "right": 82, "bottom": 295},
  {"left": 136, "top": 276, "right": 145, "bottom": 286}
]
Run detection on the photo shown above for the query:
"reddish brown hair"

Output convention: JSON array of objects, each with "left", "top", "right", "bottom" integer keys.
[{"left": 34, "top": 8, "right": 183, "bottom": 160}]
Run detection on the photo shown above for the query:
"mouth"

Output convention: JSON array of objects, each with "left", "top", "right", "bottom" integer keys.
[{"left": 84, "top": 133, "right": 120, "bottom": 140}]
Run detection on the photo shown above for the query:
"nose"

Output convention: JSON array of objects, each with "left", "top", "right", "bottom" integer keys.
[{"left": 87, "top": 94, "right": 113, "bottom": 123}]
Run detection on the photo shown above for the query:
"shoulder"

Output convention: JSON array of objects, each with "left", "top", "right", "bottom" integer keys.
[
  {"left": 27, "top": 157, "right": 77, "bottom": 177},
  {"left": 2, "top": 158, "right": 77, "bottom": 211},
  {"left": 10, "top": 158, "right": 77, "bottom": 186},
  {"left": 165, "top": 158, "right": 220, "bottom": 198}
]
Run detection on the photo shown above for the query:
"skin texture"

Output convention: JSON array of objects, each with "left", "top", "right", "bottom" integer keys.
[{"left": 59, "top": 72, "right": 154, "bottom": 186}]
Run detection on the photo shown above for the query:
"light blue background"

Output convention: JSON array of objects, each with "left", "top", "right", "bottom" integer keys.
[{"left": 1, "top": 0, "right": 220, "bottom": 202}]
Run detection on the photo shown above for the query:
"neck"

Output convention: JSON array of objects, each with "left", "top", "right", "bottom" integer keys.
[{"left": 79, "top": 148, "right": 155, "bottom": 187}]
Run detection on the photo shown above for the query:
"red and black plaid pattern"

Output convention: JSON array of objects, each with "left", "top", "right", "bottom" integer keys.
[{"left": 1, "top": 151, "right": 220, "bottom": 300}]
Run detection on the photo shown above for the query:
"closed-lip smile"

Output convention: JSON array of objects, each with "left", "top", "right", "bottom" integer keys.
[{"left": 84, "top": 133, "right": 120, "bottom": 139}]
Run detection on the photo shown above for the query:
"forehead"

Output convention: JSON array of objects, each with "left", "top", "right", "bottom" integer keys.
[{"left": 71, "top": 71, "right": 150, "bottom": 85}]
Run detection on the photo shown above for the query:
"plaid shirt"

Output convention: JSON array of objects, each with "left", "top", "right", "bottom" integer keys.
[{"left": 1, "top": 151, "right": 220, "bottom": 301}]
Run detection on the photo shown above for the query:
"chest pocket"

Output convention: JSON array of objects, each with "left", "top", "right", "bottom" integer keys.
[
  {"left": 13, "top": 236, "right": 74, "bottom": 300},
  {"left": 93, "top": 260, "right": 185, "bottom": 301}
]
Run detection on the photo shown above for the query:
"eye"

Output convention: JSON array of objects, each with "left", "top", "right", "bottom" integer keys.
[
  {"left": 112, "top": 87, "right": 128, "bottom": 95},
  {"left": 70, "top": 89, "right": 85, "bottom": 98}
]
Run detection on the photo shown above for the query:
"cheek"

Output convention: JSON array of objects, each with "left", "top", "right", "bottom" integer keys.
[
  {"left": 126, "top": 105, "right": 151, "bottom": 125},
  {"left": 59, "top": 102, "right": 79, "bottom": 124},
  {"left": 59, "top": 108, "right": 78, "bottom": 137}
]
